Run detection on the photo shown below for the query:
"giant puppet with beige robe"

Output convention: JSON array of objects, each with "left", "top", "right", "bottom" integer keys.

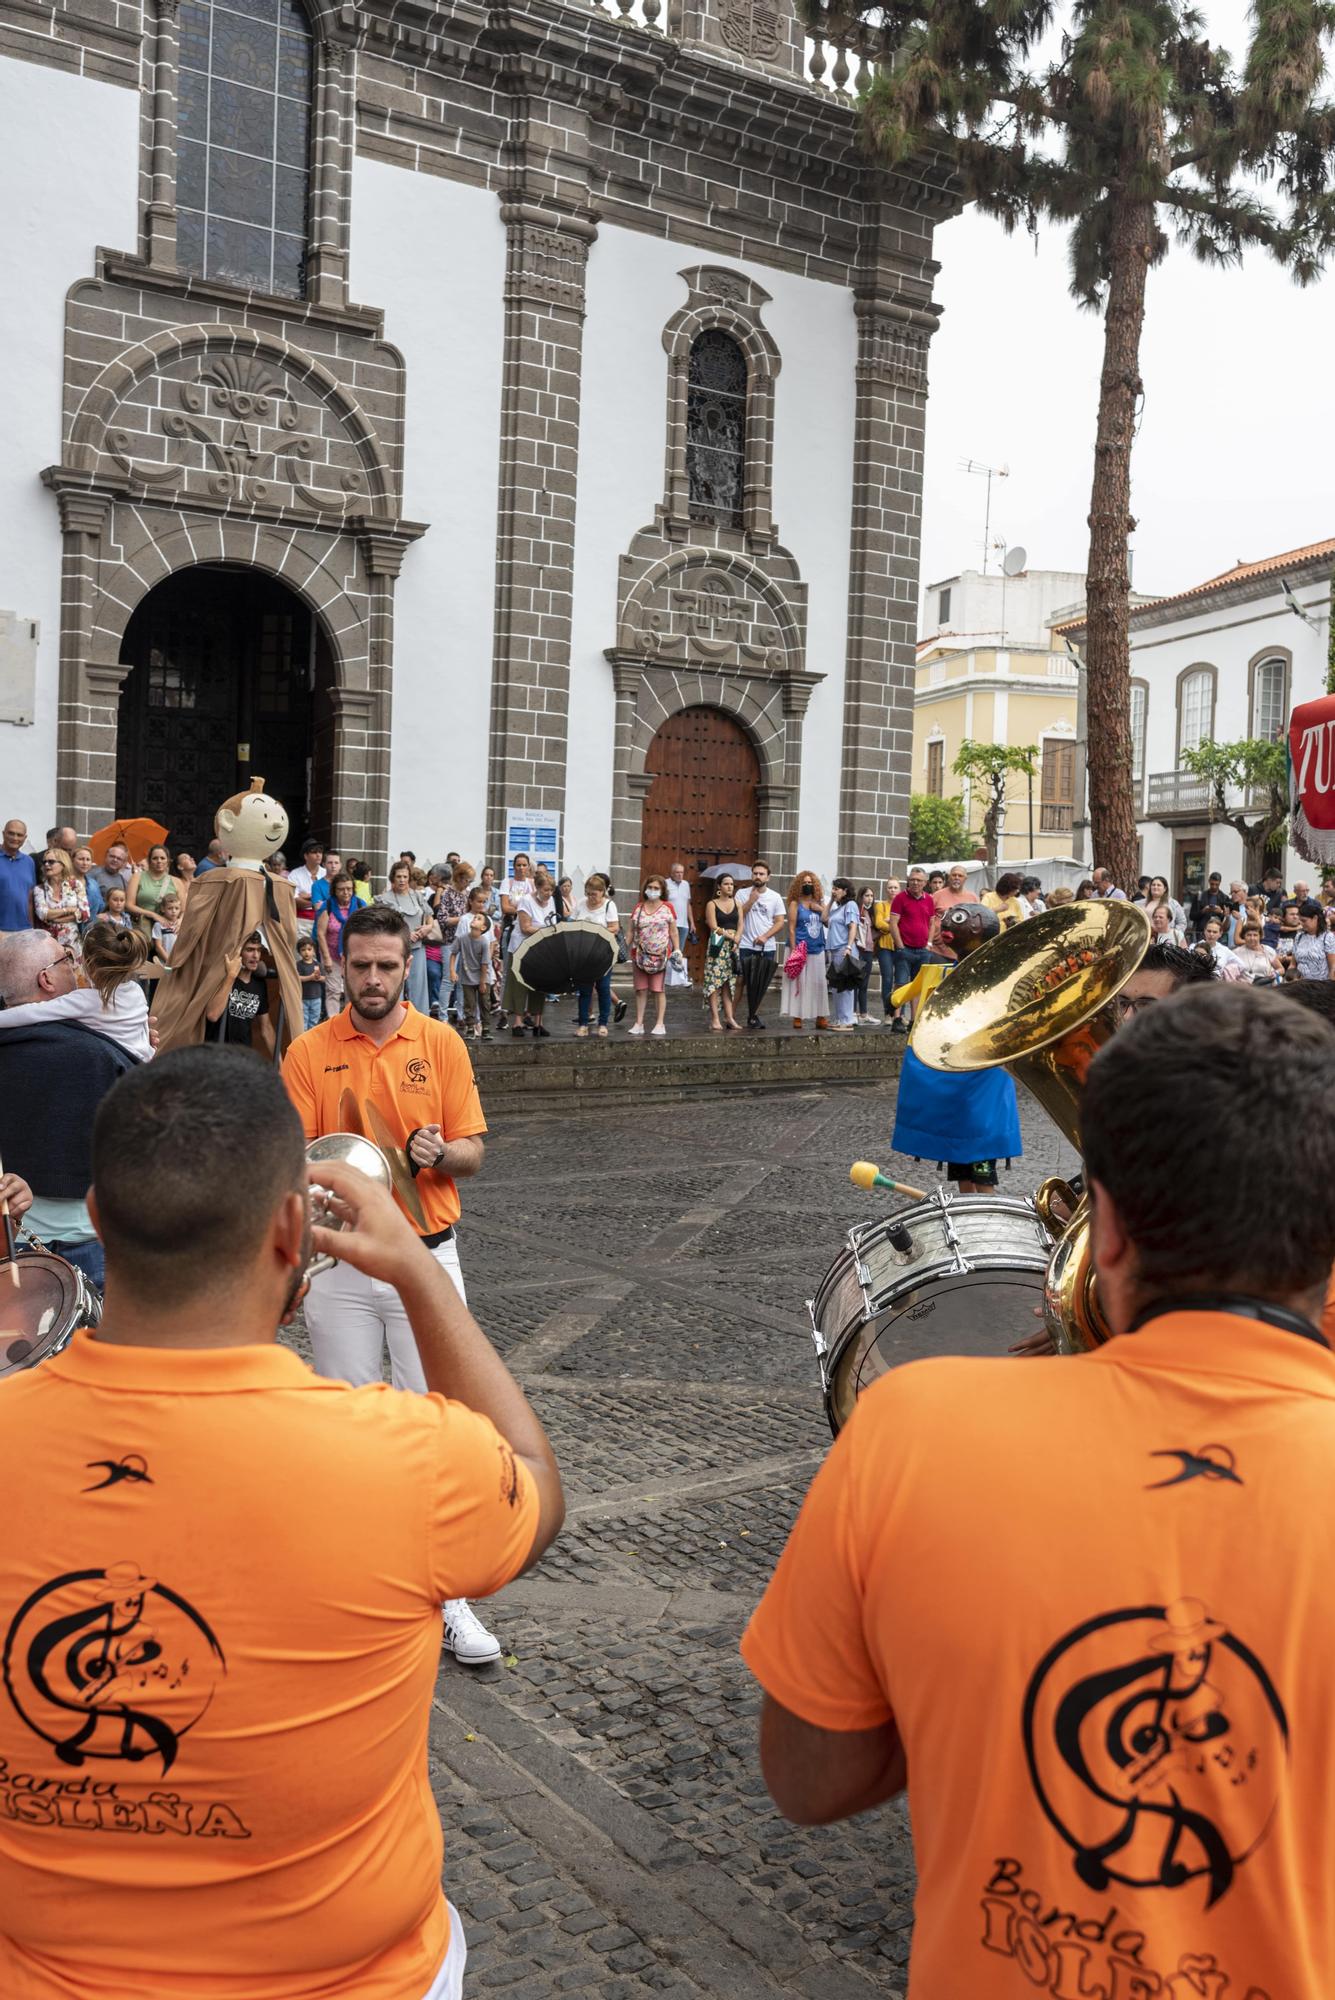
[{"left": 155, "top": 778, "right": 303, "bottom": 1057}]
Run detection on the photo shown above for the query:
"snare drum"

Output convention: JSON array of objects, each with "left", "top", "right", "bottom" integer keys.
[
  {"left": 809, "top": 1190, "right": 1053, "bottom": 1434},
  {"left": 0, "top": 1251, "right": 102, "bottom": 1378}
]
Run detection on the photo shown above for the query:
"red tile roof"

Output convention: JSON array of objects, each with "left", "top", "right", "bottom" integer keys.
[{"left": 1052, "top": 537, "right": 1335, "bottom": 632}]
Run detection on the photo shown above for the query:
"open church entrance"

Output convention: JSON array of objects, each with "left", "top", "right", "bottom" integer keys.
[{"left": 116, "top": 566, "right": 336, "bottom": 858}]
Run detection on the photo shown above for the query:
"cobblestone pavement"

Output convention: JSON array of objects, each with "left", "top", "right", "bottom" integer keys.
[{"left": 299, "top": 1079, "right": 1079, "bottom": 1997}]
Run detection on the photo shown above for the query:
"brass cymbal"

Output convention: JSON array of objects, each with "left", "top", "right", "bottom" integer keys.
[{"left": 363, "top": 1099, "right": 429, "bottom": 1232}]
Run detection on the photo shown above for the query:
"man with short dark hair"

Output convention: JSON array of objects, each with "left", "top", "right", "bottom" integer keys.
[
  {"left": 738, "top": 861, "right": 786, "bottom": 1029},
  {"left": 282, "top": 904, "right": 501, "bottom": 1666},
  {"left": 1189, "top": 869, "right": 1229, "bottom": 937},
  {"left": 288, "top": 837, "right": 325, "bottom": 937},
  {"left": 0, "top": 818, "right": 35, "bottom": 932},
  {"left": 744, "top": 983, "right": 1335, "bottom": 1997},
  {"left": 0, "top": 1046, "right": 562, "bottom": 1998}
]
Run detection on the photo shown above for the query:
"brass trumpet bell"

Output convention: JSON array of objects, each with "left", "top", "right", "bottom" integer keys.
[{"left": 911, "top": 901, "right": 1152, "bottom": 1351}]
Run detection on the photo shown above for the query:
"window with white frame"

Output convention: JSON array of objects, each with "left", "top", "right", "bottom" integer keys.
[
  {"left": 938, "top": 587, "right": 952, "bottom": 626},
  {"left": 1177, "top": 667, "right": 1215, "bottom": 756},
  {"left": 1251, "top": 655, "right": 1287, "bottom": 742},
  {"left": 1129, "top": 679, "right": 1147, "bottom": 785}
]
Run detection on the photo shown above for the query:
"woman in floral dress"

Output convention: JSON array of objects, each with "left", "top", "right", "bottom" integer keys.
[{"left": 32, "top": 850, "right": 90, "bottom": 961}]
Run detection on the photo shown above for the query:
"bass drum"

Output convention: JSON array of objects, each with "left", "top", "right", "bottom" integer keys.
[
  {"left": 1, "top": 1251, "right": 102, "bottom": 1378},
  {"left": 809, "top": 1191, "right": 1053, "bottom": 1435}
]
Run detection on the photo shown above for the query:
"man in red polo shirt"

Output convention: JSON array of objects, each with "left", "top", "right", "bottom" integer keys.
[
  {"left": 887, "top": 867, "right": 941, "bottom": 1033},
  {"left": 283, "top": 903, "right": 499, "bottom": 1664}
]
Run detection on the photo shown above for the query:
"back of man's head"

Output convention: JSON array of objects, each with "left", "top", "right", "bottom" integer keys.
[
  {"left": 0, "top": 930, "right": 57, "bottom": 1006},
  {"left": 1082, "top": 985, "right": 1335, "bottom": 1301},
  {"left": 92, "top": 1048, "right": 305, "bottom": 1300}
]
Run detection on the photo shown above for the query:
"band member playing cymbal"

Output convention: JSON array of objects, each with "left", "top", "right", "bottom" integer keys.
[
  {"left": 282, "top": 904, "right": 502, "bottom": 1668},
  {"left": 744, "top": 984, "right": 1335, "bottom": 1999}
]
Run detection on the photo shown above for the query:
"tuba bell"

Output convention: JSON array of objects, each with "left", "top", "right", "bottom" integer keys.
[{"left": 910, "top": 901, "right": 1151, "bottom": 1351}]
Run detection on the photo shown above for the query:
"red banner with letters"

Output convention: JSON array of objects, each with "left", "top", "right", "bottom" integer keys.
[{"left": 1289, "top": 693, "right": 1335, "bottom": 864}]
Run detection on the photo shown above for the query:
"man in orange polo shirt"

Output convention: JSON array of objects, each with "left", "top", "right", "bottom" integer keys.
[
  {"left": 0, "top": 1046, "right": 563, "bottom": 2000},
  {"left": 744, "top": 985, "right": 1335, "bottom": 1999},
  {"left": 282, "top": 903, "right": 501, "bottom": 1664}
]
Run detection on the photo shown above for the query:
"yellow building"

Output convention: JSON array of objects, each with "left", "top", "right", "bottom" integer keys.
[{"left": 914, "top": 567, "right": 1084, "bottom": 865}]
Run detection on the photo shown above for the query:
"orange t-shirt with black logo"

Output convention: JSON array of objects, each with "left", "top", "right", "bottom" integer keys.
[
  {"left": 282, "top": 1006, "right": 486, "bottom": 1235},
  {"left": 743, "top": 1312, "right": 1335, "bottom": 1999},
  {"left": 0, "top": 1331, "right": 537, "bottom": 1998}
]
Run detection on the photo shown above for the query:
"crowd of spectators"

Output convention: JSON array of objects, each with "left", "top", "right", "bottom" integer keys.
[{"left": 6, "top": 814, "right": 1334, "bottom": 1053}]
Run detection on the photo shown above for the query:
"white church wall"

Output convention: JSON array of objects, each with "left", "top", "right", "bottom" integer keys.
[
  {"left": 568, "top": 221, "right": 858, "bottom": 887},
  {"left": 0, "top": 57, "right": 139, "bottom": 836},
  {"left": 350, "top": 157, "right": 506, "bottom": 865}
]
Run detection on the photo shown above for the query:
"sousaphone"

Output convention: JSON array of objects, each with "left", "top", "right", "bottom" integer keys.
[{"left": 910, "top": 901, "right": 1151, "bottom": 1351}]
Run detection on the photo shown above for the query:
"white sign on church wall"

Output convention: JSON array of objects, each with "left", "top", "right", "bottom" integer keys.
[
  {"left": 0, "top": 613, "right": 39, "bottom": 727},
  {"left": 504, "top": 808, "right": 561, "bottom": 877}
]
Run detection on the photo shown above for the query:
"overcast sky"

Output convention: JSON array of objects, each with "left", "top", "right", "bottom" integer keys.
[{"left": 918, "top": 2, "right": 1334, "bottom": 612}]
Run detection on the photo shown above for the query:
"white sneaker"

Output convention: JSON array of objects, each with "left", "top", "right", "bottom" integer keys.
[
  {"left": 442, "top": 1599, "right": 501, "bottom": 1665},
  {"left": 651, "top": 1023, "right": 667, "bottom": 1037},
  {"left": 628, "top": 1023, "right": 645, "bottom": 1036}
]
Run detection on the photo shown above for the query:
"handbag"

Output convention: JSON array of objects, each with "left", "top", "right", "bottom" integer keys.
[
  {"left": 827, "top": 954, "right": 863, "bottom": 992},
  {"left": 784, "top": 939, "right": 808, "bottom": 981}
]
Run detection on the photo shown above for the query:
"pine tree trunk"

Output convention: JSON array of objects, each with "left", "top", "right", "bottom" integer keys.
[{"left": 1083, "top": 189, "right": 1151, "bottom": 892}]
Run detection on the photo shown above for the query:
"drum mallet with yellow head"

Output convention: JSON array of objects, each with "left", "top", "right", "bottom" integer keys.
[{"left": 850, "top": 1161, "right": 928, "bottom": 1202}]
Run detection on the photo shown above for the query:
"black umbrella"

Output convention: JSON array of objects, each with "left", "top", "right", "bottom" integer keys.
[
  {"left": 512, "top": 919, "right": 616, "bottom": 995},
  {"left": 740, "top": 949, "right": 777, "bottom": 1016}
]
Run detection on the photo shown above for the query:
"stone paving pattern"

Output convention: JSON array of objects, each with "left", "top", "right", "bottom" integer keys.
[{"left": 291, "top": 1076, "right": 1078, "bottom": 1996}]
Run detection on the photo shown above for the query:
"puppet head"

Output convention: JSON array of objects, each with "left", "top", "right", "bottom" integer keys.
[{"left": 215, "top": 777, "right": 288, "bottom": 872}]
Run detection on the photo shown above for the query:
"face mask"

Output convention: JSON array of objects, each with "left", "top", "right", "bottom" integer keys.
[{"left": 645, "top": 888, "right": 662, "bottom": 902}]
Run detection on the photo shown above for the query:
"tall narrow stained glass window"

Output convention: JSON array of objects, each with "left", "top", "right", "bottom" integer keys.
[
  {"left": 177, "top": 0, "right": 312, "bottom": 297},
  {"left": 686, "top": 331, "right": 748, "bottom": 529}
]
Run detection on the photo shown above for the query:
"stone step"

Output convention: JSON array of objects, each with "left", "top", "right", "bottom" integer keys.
[{"left": 465, "top": 1019, "right": 905, "bottom": 1108}]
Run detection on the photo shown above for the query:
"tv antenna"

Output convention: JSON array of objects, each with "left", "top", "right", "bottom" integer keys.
[{"left": 959, "top": 459, "right": 1009, "bottom": 574}]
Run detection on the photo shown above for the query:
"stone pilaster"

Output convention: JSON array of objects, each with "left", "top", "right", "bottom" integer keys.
[
  {"left": 143, "top": 0, "right": 180, "bottom": 270},
  {"left": 484, "top": 165, "right": 597, "bottom": 868},
  {"left": 307, "top": 39, "right": 355, "bottom": 308},
  {"left": 837, "top": 253, "right": 943, "bottom": 880}
]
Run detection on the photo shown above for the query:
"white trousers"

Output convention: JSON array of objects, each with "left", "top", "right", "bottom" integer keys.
[
  {"left": 305, "top": 1237, "right": 466, "bottom": 1392},
  {"left": 419, "top": 1903, "right": 466, "bottom": 1998}
]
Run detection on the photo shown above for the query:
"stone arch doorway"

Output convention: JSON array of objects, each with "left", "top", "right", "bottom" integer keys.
[
  {"left": 638, "top": 706, "right": 761, "bottom": 977},
  {"left": 116, "top": 566, "right": 337, "bottom": 859}
]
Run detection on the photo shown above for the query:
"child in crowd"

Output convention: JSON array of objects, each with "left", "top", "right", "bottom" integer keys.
[
  {"left": 450, "top": 905, "right": 494, "bottom": 1038},
  {"left": 151, "top": 890, "right": 182, "bottom": 966},
  {"left": 99, "top": 884, "right": 133, "bottom": 931},
  {"left": 297, "top": 936, "right": 323, "bottom": 1031},
  {"left": 0, "top": 923, "right": 153, "bottom": 1061}
]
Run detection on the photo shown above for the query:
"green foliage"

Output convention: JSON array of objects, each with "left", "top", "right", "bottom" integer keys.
[
  {"left": 814, "top": 0, "right": 1335, "bottom": 309},
  {"left": 952, "top": 740, "right": 1039, "bottom": 864},
  {"left": 1180, "top": 736, "right": 1290, "bottom": 867},
  {"left": 908, "top": 791, "right": 971, "bottom": 863}
]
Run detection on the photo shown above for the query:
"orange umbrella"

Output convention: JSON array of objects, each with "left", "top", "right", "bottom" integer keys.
[{"left": 88, "top": 817, "right": 169, "bottom": 866}]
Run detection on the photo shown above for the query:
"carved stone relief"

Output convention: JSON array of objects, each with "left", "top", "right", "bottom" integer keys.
[
  {"left": 621, "top": 560, "right": 790, "bottom": 674},
  {"left": 717, "top": 0, "right": 782, "bottom": 59}
]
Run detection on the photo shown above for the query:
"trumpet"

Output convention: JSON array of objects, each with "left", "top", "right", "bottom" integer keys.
[
  {"left": 910, "top": 901, "right": 1151, "bottom": 1351},
  {"left": 304, "top": 1134, "right": 393, "bottom": 1280}
]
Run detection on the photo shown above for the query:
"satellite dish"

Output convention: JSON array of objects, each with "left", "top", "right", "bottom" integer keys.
[{"left": 1002, "top": 545, "right": 1027, "bottom": 577}]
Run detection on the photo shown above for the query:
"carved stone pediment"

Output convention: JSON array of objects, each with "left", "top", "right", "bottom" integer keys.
[
  {"left": 618, "top": 549, "right": 805, "bottom": 675},
  {"left": 67, "top": 323, "right": 397, "bottom": 520}
]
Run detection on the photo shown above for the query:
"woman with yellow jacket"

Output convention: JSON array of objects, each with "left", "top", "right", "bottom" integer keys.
[{"left": 871, "top": 875, "right": 901, "bottom": 1023}]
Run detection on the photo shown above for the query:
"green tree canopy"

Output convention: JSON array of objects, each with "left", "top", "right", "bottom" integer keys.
[
  {"left": 953, "top": 739, "right": 1039, "bottom": 865},
  {"left": 909, "top": 790, "right": 971, "bottom": 863},
  {"left": 1180, "top": 736, "right": 1289, "bottom": 878}
]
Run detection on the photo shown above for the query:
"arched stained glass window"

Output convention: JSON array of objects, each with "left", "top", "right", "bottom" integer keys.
[
  {"left": 177, "top": 0, "right": 312, "bottom": 297},
  {"left": 687, "top": 330, "right": 747, "bottom": 529}
]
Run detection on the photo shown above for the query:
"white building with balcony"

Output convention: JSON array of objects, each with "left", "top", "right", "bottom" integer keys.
[{"left": 1056, "top": 539, "right": 1332, "bottom": 899}]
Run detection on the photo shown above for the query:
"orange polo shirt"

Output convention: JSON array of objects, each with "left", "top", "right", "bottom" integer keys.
[
  {"left": 743, "top": 1311, "right": 1335, "bottom": 1999},
  {"left": 282, "top": 1005, "right": 486, "bottom": 1234},
  {"left": 0, "top": 1329, "right": 537, "bottom": 1998}
]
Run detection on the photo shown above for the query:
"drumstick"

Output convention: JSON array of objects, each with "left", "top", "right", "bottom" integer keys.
[
  {"left": 0, "top": 1152, "right": 19, "bottom": 1290},
  {"left": 849, "top": 1160, "right": 929, "bottom": 1202}
]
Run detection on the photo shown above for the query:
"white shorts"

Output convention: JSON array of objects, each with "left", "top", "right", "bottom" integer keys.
[
  {"left": 420, "top": 1902, "right": 466, "bottom": 1998},
  {"left": 305, "top": 1237, "right": 466, "bottom": 1392}
]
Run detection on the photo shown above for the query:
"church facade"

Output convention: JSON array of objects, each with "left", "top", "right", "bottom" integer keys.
[{"left": 0, "top": 0, "right": 953, "bottom": 888}]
